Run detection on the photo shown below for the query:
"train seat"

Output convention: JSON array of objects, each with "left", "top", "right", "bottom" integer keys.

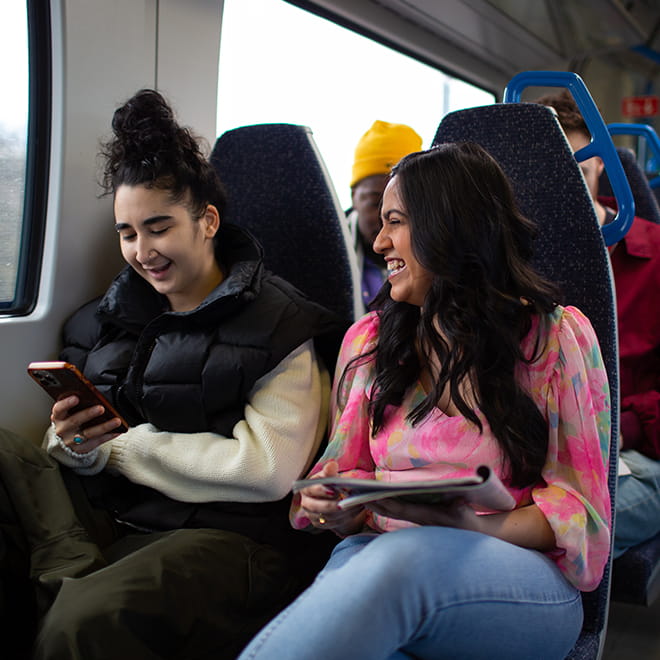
[
  {"left": 598, "top": 147, "right": 660, "bottom": 224},
  {"left": 433, "top": 101, "right": 619, "bottom": 660},
  {"left": 607, "top": 122, "right": 660, "bottom": 208},
  {"left": 210, "top": 123, "right": 362, "bottom": 326},
  {"left": 611, "top": 530, "right": 660, "bottom": 606}
]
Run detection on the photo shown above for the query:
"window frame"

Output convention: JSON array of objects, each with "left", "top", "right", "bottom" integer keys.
[{"left": 1, "top": 0, "right": 52, "bottom": 315}]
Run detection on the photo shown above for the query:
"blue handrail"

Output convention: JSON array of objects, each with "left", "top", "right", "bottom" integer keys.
[
  {"left": 608, "top": 122, "right": 660, "bottom": 189},
  {"left": 503, "top": 71, "right": 634, "bottom": 245}
]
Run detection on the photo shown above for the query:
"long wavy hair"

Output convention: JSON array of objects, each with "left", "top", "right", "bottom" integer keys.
[
  {"left": 347, "top": 142, "right": 562, "bottom": 488},
  {"left": 99, "top": 89, "right": 226, "bottom": 220}
]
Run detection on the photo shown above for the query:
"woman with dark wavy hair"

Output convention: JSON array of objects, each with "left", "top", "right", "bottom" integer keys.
[
  {"left": 239, "top": 143, "right": 612, "bottom": 660},
  {"left": 0, "top": 89, "right": 342, "bottom": 659}
]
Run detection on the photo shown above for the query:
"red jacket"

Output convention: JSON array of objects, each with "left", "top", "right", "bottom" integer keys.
[{"left": 601, "top": 197, "right": 660, "bottom": 459}]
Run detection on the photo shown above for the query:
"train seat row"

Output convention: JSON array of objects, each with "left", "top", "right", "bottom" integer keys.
[{"left": 207, "top": 72, "right": 658, "bottom": 660}]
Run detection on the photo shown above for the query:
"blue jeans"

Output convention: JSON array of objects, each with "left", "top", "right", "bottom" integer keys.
[
  {"left": 239, "top": 527, "right": 583, "bottom": 660},
  {"left": 614, "top": 449, "right": 660, "bottom": 558}
]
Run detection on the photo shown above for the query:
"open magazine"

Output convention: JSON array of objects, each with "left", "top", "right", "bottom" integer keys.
[{"left": 292, "top": 465, "right": 516, "bottom": 512}]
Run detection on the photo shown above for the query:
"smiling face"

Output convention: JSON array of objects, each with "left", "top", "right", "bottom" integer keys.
[
  {"left": 114, "top": 184, "right": 223, "bottom": 312},
  {"left": 373, "top": 176, "right": 434, "bottom": 307}
]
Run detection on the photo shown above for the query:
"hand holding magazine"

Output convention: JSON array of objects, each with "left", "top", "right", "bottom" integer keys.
[{"left": 293, "top": 465, "right": 516, "bottom": 512}]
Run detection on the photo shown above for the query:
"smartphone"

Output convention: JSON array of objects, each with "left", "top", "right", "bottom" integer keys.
[{"left": 28, "top": 361, "right": 129, "bottom": 432}]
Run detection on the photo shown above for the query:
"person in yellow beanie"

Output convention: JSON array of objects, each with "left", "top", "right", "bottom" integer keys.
[{"left": 347, "top": 120, "right": 422, "bottom": 309}]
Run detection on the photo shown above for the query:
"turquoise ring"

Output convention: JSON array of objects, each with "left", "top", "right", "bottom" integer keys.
[{"left": 73, "top": 435, "right": 86, "bottom": 445}]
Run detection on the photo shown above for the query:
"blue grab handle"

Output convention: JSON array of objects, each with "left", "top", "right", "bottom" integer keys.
[
  {"left": 503, "top": 71, "right": 634, "bottom": 245},
  {"left": 608, "top": 122, "right": 660, "bottom": 189}
]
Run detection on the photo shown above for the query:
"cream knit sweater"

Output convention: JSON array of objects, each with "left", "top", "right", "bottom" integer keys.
[{"left": 44, "top": 340, "right": 329, "bottom": 503}]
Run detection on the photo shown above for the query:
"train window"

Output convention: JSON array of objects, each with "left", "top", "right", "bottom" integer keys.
[
  {"left": 217, "top": 0, "right": 495, "bottom": 209},
  {"left": 0, "top": 1, "right": 50, "bottom": 315}
]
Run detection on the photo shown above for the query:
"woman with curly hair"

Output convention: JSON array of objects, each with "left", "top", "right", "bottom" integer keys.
[
  {"left": 0, "top": 89, "right": 342, "bottom": 659},
  {"left": 239, "top": 143, "right": 612, "bottom": 660}
]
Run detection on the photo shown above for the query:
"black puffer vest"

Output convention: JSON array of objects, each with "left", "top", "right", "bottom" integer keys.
[
  {"left": 59, "top": 224, "right": 345, "bottom": 547},
  {"left": 62, "top": 224, "right": 341, "bottom": 433}
]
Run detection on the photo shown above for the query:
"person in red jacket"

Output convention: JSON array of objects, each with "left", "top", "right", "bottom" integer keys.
[{"left": 535, "top": 90, "right": 660, "bottom": 557}]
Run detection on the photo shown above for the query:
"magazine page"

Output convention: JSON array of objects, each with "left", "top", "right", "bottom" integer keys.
[{"left": 292, "top": 465, "right": 516, "bottom": 512}]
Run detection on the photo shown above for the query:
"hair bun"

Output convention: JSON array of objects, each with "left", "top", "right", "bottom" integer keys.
[
  {"left": 100, "top": 87, "right": 225, "bottom": 217},
  {"left": 110, "top": 89, "right": 179, "bottom": 164}
]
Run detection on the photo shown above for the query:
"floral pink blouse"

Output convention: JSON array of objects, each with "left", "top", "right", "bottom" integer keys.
[{"left": 293, "top": 306, "right": 612, "bottom": 591}]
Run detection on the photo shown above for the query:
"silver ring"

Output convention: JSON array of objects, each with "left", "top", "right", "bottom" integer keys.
[{"left": 73, "top": 435, "right": 86, "bottom": 445}]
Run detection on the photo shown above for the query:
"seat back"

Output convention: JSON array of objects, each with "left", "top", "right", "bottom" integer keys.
[
  {"left": 210, "top": 123, "right": 362, "bottom": 324},
  {"left": 433, "top": 101, "right": 619, "bottom": 660},
  {"left": 608, "top": 122, "right": 660, "bottom": 196},
  {"left": 598, "top": 147, "right": 660, "bottom": 224},
  {"left": 611, "top": 530, "right": 660, "bottom": 606}
]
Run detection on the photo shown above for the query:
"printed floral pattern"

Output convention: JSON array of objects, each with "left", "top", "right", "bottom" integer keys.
[{"left": 292, "top": 306, "right": 611, "bottom": 591}]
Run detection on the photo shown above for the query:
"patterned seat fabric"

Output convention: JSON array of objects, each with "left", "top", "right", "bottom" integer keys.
[{"left": 210, "top": 123, "right": 361, "bottom": 325}]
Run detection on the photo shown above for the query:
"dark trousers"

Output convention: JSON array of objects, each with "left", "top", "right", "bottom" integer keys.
[{"left": 0, "top": 429, "right": 312, "bottom": 659}]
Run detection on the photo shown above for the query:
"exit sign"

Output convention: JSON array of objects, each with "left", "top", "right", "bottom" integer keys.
[{"left": 621, "top": 95, "right": 659, "bottom": 117}]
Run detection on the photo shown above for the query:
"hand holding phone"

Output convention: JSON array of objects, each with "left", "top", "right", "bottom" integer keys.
[{"left": 28, "top": 361, "right": 129, "bottom": 434}]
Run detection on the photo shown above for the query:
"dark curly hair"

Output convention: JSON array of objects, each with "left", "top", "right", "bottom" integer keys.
[
  {"left": 100, "top": 89, "right": 226, "bottom": 219},
  {"left": 344, "top": 142, "right": 562, "bottom": 488}
]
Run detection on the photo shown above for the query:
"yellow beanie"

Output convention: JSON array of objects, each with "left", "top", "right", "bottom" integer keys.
[{"left": 350, "top": 120, "right": 423, "bottom": 188}]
